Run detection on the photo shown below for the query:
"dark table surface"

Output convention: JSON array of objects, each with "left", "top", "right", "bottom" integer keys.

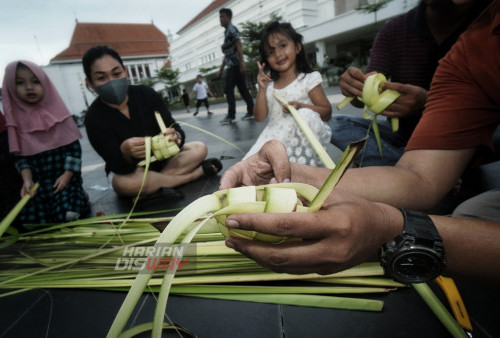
[{"left": 1, "top": 279, "right": 498, "bottom": 337}]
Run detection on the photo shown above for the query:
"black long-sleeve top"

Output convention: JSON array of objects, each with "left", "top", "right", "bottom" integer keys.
[{"left": 85, "top": 85, "right": 185, "bottom": 175}]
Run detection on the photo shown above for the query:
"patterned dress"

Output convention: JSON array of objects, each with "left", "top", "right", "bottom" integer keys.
[
  {"left": 15, "top": 140, "right": 89, "bottom": 223},
  {"left": 244, "top": 72, "right": 332, "bottom": 167}
]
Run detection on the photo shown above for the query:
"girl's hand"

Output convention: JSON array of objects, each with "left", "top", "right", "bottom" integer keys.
[
  {"left": 120, "top": 137, "right": 147, "bottom": 160},
  {"left": 53, "top": 171, "right": 74, "bottom": 194},
  {"left": 20, "top": 179, "right": 35, "bottom": 198},
  {"left": 284, "top": 100, "right": 303, "bottom": 113},
  {"left": 256, "top": 61, "right": 271, "bottom": 90}
]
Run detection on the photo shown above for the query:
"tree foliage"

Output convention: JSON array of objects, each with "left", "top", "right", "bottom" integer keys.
[
  {"left": 199, "top": 65, "right": 219, "bottom": 76},
  {"left": 356, "top": 0, "right": 393, "bottom": 23},
  {"left": 156, "top": 68, "right": 180, "bottom": 91},
  {"left": 356, "top": 0, "right": 393, "bottom": 13}
]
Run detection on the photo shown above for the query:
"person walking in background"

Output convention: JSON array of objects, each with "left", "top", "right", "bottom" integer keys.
[
  {"left": 218, "top": 7, "right": 254, "bottom": 125},
  {"left": 190, "top": 74, "right": 214, "bottom": 116},
  {"left": 82, "top": 46, "right": 222, "bottom": 198},
  {"left": 181, "top": 89, "right": 190, "bottom": 113},
  {"left": 330, "top": 0, "right": 492, "bottom": 166},
  {"left": 2, "top": 60, "right": 89, "bottom": 224},
  {"left": 244, "top": 22, "right": 332, "bottom": 167}
]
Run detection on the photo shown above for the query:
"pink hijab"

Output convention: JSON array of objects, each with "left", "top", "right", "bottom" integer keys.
[{"left": 2, "top": 60, "right": 81, "bottom": 156}]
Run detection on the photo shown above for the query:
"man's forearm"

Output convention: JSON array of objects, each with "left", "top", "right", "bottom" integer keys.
[
  {"left": 338, "top": 165, "right": 430, "bottom": 208},
  {"left": 431, "top": 215, "right": 500, "bottom": 282},
  {"left": 378, "top": 204, "right": 500, "bottom": 282},
  {"left": 289, "top": 156, "right": 432, "bottom": 209},
  {"left": 290, "top": 163, "right": 431, "bottom": 208},
  {"left": 335, "top": 148, "right": 473, "bottom": 210}
]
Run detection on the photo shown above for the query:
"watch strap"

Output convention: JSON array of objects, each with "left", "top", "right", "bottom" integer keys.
[
  {"left": 400, "top": 209, "right": 443, "bottom": 246},
  {"left": 380, "top": 208, "right": 446, "bottom": 283}
]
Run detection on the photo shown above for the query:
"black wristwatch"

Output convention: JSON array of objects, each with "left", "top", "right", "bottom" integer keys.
[{"left": 380, "top": 209, "right": 446, "bottom": 284}]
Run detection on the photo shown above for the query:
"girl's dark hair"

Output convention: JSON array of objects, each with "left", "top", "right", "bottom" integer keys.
[
  {"left": 259, "top": 21, "right": 312, "bottom": 81},
  {"left": 82, "top": 45, "right": 124, "bottom": 82}
]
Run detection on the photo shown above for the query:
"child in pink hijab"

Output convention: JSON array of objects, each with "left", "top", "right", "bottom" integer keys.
[{"left": 2, "top": 60, "right": 89, "bottom": 223}]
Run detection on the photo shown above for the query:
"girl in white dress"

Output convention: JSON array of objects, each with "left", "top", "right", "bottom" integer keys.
[{"left": 244, "top": 21, "right": 332, "bottom": 167}]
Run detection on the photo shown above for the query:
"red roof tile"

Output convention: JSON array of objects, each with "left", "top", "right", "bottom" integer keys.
[
  {"left": 177, "top": 0, "right": 229, "bottom": 34},
  {"left": 51, "top": 22, "right": 169, "bottom": 62}
]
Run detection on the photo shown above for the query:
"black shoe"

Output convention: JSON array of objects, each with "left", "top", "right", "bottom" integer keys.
[
  {"left": 241, "top": 113, "right": 254, "bottom": 120},
  {"left": 193, "top": 111, "right": 199, "bottom": 116},
  {"left": 220, "top": 116, "right": 234, "bottom": 125},
  {"left": 208, "top": 111, "right": 213, "bottom": 115}
]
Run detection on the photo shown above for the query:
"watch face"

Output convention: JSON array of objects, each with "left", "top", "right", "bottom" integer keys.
[{"left": 391, "top": 248, "right": 443, "bottom": 283}]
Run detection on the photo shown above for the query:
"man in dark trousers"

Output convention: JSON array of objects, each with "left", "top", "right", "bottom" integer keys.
[{"left": 218, "top": 7, "right": 254, "bottom": 125}]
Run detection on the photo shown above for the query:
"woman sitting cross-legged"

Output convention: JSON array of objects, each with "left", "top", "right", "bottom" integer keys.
[{"left": 83, "top": 45, "right": 222, "bottom": 198}]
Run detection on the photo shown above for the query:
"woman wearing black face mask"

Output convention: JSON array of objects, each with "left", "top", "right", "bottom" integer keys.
[{"left": 83, "top": 45, "right": 222, "bottom": 198}]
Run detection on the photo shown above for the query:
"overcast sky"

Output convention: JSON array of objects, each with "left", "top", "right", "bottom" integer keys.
[{"left": 0, "top": 0, "right": 212, "bottom": 85}]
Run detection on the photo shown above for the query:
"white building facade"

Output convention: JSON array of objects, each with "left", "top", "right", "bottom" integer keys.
[
  {"left": 171, "top": 0, "right": 419, "bottom": 86},
  {"left": 44, "top": 56, "right": 168, "bottom": 117}
]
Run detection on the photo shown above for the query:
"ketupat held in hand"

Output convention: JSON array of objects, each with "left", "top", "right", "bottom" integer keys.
[
  {"left": 138, "top": 111, "right": 180, "bottom": 166},
  {"left": 336, "top": 73, "right": 401, "bottom": 157}
]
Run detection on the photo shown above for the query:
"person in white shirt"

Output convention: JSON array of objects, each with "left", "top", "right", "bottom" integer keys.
[{"left": 191, "top": 74, "right": 214, "bottom": 116}]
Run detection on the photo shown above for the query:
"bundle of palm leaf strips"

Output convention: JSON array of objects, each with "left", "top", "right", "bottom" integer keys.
[{"left": 0, "top": 210, "right": 404, "bottom": 308}]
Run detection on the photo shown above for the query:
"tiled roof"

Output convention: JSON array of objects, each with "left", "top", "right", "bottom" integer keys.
[
  {"left": 51, "top": 22, "right": 169, "bottom": 62},
  {"left": 177, "top": 0, "right": 229, "bottom": 34}
]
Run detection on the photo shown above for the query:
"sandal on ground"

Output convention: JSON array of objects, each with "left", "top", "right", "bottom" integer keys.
[{"left": 201, "top": 158, "right": 223, "bottom": 177}]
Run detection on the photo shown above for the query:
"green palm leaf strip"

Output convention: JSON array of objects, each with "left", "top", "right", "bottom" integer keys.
[
  {"left": 273, "top": 92, "right": 336, "bottom": 169},
  {"left": 0, "top": 183, "right": 39, "bottom": 238}
]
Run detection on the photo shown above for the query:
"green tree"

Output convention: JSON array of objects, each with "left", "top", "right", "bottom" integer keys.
[
  {"left": 139, "top": 79, "right": 156, "bottom": 87},
  {"left": 199, "top": 65, "right": 219, "bottom": 76},
  {"left": 157, "top": 68, "right": 180, "bottom": 92},
  {"left": 356, "top": 0, "right": 393, "bottom": 24},
  {"left": 156, "top": 67, "right": 180, "bottom": 105}
]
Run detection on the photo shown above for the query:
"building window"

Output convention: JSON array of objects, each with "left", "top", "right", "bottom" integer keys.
[{"left": 125, "top": 63, "right": 154, "bottom": 84}]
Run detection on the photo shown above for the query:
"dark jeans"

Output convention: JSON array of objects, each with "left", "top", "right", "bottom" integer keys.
[
  {"left": 329, "top": 114, "right": 407, "bottom": 166},
  {"left": 224, "top": 66, "right": 254, "bottom": 118}
]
